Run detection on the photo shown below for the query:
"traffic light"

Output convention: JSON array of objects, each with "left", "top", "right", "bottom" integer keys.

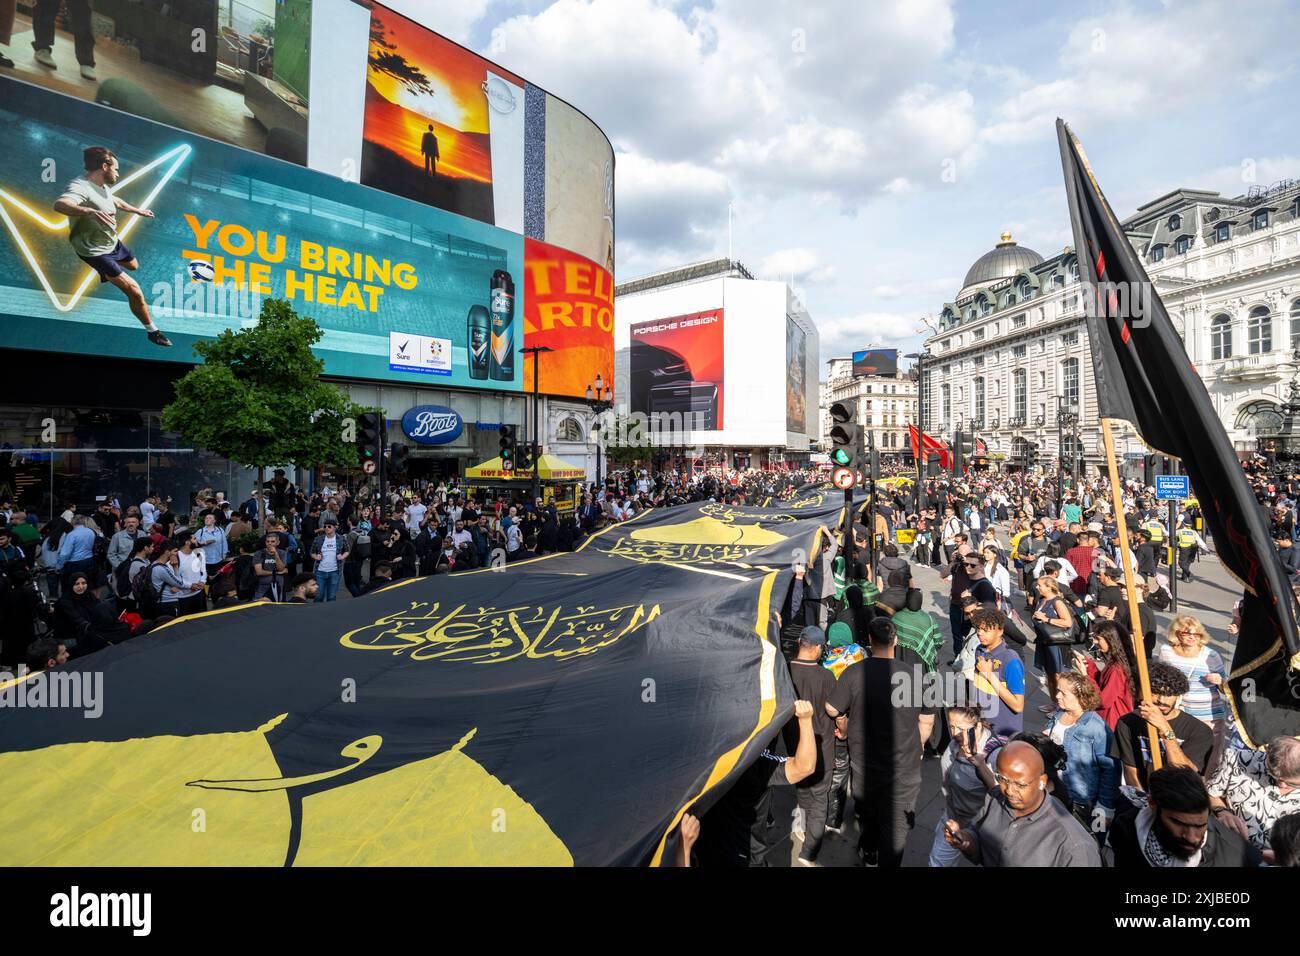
[
  {"left": 499, "top": 424, "right": 517, "bottom": 473},
  {"left": 828, "top": 401, "right": 861, "bottom": 471},
  {"left": 357, "top": 412, "right": 382, "bottom": 468},
  {"left": 517, "top": 440, "right": 535, "bottom": 472},
  {"left": 926, "top": 451, "right": 940, "bottom": 478},
  {"left": 389, "top": 443, "right": 410, "bottom": 472},
  {"left": 1143, "top": 453, "right": 1164, "bottom": 486},
  {"left": 953, "top": 431, "right": 976, "bottom": 474}
]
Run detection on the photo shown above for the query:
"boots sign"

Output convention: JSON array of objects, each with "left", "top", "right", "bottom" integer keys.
[{"left": 400, "top": 406, "right": 465, "bottom": 445}]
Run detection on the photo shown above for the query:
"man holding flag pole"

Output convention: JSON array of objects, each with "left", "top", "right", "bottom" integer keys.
[{"left": 1057, "top": 118, "right": 1300, "bottom": 756}]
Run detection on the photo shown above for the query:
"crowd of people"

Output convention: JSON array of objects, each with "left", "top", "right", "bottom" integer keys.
[
  {"left": 679, "top": 462, "right": 1300, "bottom": 869},
  {"left": 0, "top": 464, "right": 821, "bottom": 679},
  {"left": 5, "top": 455, "right": 1296, "bottom": 870}
]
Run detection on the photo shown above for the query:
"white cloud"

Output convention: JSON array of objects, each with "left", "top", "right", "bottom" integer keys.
[
  {"left": 817, "top": 311, "right": 926, "bottom": 361},
  {"left": 981, "top": 0, "right": 1300, "bottom": 147}
]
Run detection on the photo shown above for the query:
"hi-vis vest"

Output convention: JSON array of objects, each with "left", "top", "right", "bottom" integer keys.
[
  {"left": 1176, "top": 528, "right": 1198, "bottom": 549},
  {"left": 1143, "top": 519, "right": 1165, "bottom": 542}
]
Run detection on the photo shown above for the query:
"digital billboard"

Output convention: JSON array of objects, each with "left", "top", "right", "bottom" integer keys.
[
  {"left": 523, "top": 239, "right": 614, "bottom": 398},
  {"left": 0, "top": 3, "right": 615, "bottom": 400},
  {"left": 361, "top": 2, "right": 524, "bottom": 232},
  {"left": 0, "top": 0, "right": 312, "bottom": 165},
  {"left": 786, "top": 318, "right": 807, "bottom": 433},
  {"left": 629, "top": 310, "right": 725, "bottom": 430},
  {"left": 536, "top": 96, "right": 616, "bottom": 274},
  {"left": 852, "top": 348, "right": 899, "bottom": 377},
  {"left": 0, "top": 81, "right": 522, "bottom": 391}
]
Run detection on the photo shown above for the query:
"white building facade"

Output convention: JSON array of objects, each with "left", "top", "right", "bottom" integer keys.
[
  {"left": 823, "top": 357, "right": 918, "bottom": 457},
  {"left": 922, "top": 178, "right": 1300, "bottom": 469},
  {"left": 614, "top": 259, "right": 820, "bottom": 470}
]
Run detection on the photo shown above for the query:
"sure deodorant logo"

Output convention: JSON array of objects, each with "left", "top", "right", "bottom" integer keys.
[{"left": 50, "top": 886, "right": 151, "bottom": 936}]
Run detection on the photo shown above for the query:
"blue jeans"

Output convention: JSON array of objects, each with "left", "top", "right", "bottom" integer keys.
[{"left": 315, "top": 568, "right": 341, "bottom": 602}]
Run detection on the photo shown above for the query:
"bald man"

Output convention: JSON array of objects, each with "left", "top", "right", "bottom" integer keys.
[{"left": 944, "top": 740, "right": 1101, "bottom": 867}]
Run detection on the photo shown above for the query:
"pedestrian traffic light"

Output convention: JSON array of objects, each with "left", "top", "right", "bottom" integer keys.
[
  {"left": 357, "top": 412, "right": 382, "bottom": 468},
  {"left": 829, "top": 401, "right": 861, "bottom": 470},
  {"left": 499, "top": 424, "right": 517, "bottom": 473},
  {"left": 517, "top": 440, "right": 535, "bottom": 472},
  {"left": 389, "top": 443, "right": 410, "bottom": 471}
]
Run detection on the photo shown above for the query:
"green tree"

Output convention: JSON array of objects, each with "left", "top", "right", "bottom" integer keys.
[
  {"left": 601, "top": 413, "right": 652, "bottom": 468},
  {"left": 161, "top": 299, "right": 369, "bottom": 522}
]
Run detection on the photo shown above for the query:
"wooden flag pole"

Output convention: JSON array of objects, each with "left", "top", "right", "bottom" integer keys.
[{"left": 1100, "top": 418, "right": 1162, "bottom": 770}]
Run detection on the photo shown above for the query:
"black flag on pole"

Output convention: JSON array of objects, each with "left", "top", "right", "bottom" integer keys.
[{"left": 1057, "top": 118, "right": 1300, "bottom": 746}]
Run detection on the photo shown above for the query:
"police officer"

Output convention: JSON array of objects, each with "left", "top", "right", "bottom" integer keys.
[
  {"left": 1142, "top": 514, "right": 1166, "bottom": 566},
  {"left": 1175, "top": 523, "right": 1209, "bottom": 583}
]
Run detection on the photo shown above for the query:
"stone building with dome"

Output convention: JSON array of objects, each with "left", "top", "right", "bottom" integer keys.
[{"left": 921, "top": 177, "right": 1300, "bottom": 474}]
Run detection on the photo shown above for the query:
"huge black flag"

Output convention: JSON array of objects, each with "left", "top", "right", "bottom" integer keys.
[
  {"left": 0, "top": 496, "right": 842, "bottom": 866},
  {"left": 1058, "top": 118, "right": 1300, "bottom": 745}
]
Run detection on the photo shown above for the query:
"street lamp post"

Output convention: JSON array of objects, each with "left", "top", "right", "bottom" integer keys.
[
  {"left": 522, "top": 346, "right": 553, "bottom": 504},
  {"left": 586, "top": 374, "right": 613, "bottom": 492}
]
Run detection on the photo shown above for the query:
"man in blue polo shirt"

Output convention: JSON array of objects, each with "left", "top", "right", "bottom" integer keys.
[
  {"left": 969, "top": 607, "right": 1025, "bottom": 738},
  {"left": 56, "top": 514, "right": 99, "bottom": 590}
]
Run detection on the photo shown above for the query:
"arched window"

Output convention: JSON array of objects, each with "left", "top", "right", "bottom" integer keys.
[
  {"left": 1248, "top": 306, "right": 1272, "bottom": 354},
  {"left": 973, "top": 378, "right": 986, "bottom": 421},
  {"left": 1174, "top": 235, "right": 1191, "bottom": 255},
  {"left": 1290, "top": 299, "right": 1300, "bottom": 349},
  {"left": 1210, "top": 313, "right": 1232, "bottom": 360},
  {"left": 556, "top": 417, "right": 584, "bottom": 442},
  {"left": 1168, "top": 213, "right": 1182, "bottom": 231},
  {"left": 1068, "top": 260, "right": 1080, "bottom": 282},
  {"left": 1017, "top": 278, "right": 1034, "bottom": 300},
  {"left": 1013, "top": 369, "right": 1027, "bottom": 421},
  {"left": 1235, "top": 401, "right": 1283, "bottom": 437}
]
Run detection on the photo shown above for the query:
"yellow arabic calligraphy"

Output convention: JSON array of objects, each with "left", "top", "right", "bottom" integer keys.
[
  {"left": 609, "top": 538, "right": 758, "bottom": 566},
  {"left": 339, "top": 602, "right": 661, "bottom": 664},
  {"left": 789, "top": 493, "right": 826, "bottom": 509},
  {"left": 186, "top": 734, "right": 383, "bottom": 792},
  {"left": 699, "top": 504, "right": 796, "bottom": 524}
]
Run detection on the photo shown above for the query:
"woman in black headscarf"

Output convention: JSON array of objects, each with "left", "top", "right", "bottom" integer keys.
[{"left": 53, "top": 571, "right": 131, "bottom": 658}]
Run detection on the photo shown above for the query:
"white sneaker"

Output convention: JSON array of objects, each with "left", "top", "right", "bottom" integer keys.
[
  {"left": 80, "top": 64, "right": 97, "bottom": 81},
  {"left": 35, "top": 48, "right": 56, "bottom": 69}
]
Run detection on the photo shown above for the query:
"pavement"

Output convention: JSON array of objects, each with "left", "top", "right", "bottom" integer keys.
[{"left": 767, "top": 547, "right": 1241, "bottom": 868}]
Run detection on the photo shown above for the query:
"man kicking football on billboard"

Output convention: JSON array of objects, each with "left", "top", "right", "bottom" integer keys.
[{"left": 53, "top": 146, "right": 171, "bottom": 347}]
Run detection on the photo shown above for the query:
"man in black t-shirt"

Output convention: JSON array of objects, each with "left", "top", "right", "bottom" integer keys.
[
  {"left": 784, "top": 626, "right": 838, "bottom": 866},
  {"left": 828, "top": 617, "right": 938, "bottom": 867},
  {"left": 1111, "top": 661, "right": 1213, "bottom": 789},
  {"left": 693, "top": 700, "right": 817, "bottom": 867}
]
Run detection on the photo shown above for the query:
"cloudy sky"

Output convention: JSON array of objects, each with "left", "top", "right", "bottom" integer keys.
[{"left": 441, "top": 0, "right": 1299, "bottom": 375}]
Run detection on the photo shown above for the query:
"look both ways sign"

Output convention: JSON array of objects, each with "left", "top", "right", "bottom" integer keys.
[{"left": 1155, "top": 474, "right": 1190, "bottom": 501}]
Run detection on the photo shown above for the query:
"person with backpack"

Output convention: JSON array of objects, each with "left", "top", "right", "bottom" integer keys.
[
  {"left": 136, "top": 541, "right": 192, "bottom": 619},
  {"left": 193, "top": 512, "right": 229, "bottom": 580},
  {"left": 115, "top": 537, "right": 153, "bottom": 613},
  {"left": 343, "top": 520, "right": 371, "bottom": 598}
]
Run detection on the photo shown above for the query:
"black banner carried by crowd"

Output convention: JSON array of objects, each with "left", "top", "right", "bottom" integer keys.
[
  {"left": 1058, "top": 118, "right": 1300, "bottom": 745},
  {"left": 0, "top": 492, "right": 841, "bottom": 866}
]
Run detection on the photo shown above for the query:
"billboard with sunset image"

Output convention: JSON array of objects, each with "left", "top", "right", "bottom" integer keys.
[{"left": 361, "top": 2, "right": 525, "bottom": 230}]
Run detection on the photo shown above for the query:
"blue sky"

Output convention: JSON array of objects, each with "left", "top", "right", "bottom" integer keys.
[{"left": 435, "top": 0, "right": 1300, "bottom": 372}]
